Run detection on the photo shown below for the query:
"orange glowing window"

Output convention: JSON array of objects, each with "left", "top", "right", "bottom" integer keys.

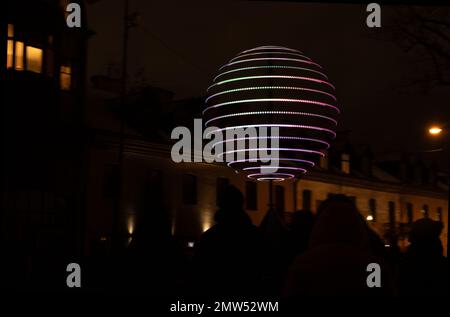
[
  {"left": 26, "top": 46, "right": 43, "bottom": 73},
  {"left": 8, "top": 24, "right": 14, "bottom": 37},
  {"left": 15, "top": 41, "right": 24, "bottom": 71},
  {"left": 6, "top": 24, "right": 15, "bottom": 69},
  {"left": 60, "top": 65, "right": 72, "bottom": 90},
  {"left": 7, "top": 40, "right": 13, "bottom": 69}
]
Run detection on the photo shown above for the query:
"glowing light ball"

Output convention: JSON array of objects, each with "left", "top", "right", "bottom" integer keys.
[{"left": 204, "top": 46, "right": 340, "bottom": 181}]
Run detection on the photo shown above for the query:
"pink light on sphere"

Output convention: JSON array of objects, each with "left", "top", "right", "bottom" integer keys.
[{"left": 204, "top": 46, "right": 340, "bottom": 181}]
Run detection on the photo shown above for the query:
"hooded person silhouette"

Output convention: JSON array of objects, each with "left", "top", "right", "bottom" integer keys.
[
  {"left": 192, "top": 185, "right": 267, "bottom": 296},
  {"left": 283, "top": 194, "right": 394, "bottom": 296},
  {"left": 398, "top": 218, "right": 448, "bottom": 296}
]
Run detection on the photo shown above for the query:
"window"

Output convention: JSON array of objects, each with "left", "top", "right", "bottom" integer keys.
[
  {"left": 389, "top": 201, "right": 396, "bottom": 225},
  {"left": 216, "top": 177, "right": 229, "bottom": 206},
  {"left": 302, "top": 189, "right": 312, "bottom": 211},
  {"left": 319, "top": 154, "right": 329, "bottom": 170},
  {"left": 422, "top": 204, "right": 429, "bottom": 218},
  {"left": 26, "top": 46, "right": 43, "bottom": 73},
  {"left": 6, "top": 23, "right": 43, "bottom": 73},
  {"left": 369, "top": 198, "right": 377, "bottom": 222},
  {"left": 60, "top": 64, "right": 72, "bottom": 90},
  {"left": 275, "top": 185, "right": 285, "bottom": 212},
  {"left": 245, "top": 181, "right": 257, "bottom": 210},
  {"left": 407, "top": 203, "right": 413, "bottom": 224},
  {"left": 6, "top": 24, "right": 14, "bottom": 68},
  {"left": 8, "top": 24, "right": 14, "bottom": 37},
  {"left": 7, "top": 40, "right": 13, "bottom": 69},
  {"left": 341, "top": 153, "right": 350, "bottom": 174},
  {"left": 182, "top": 174, "right": 197, "bottom": 205},
  {"left": 437, "top": 207, "right": 443, "bottom": 222},
  {"left": 15, "top": 41, "right": 24, "bottom": 70}
]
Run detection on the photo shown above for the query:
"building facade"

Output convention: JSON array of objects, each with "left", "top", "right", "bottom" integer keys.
[
  {"left": 2, "top": 1, "right": 88, "bottom": 289},
  {"left": 84, "top": 128, "right": 448, "bottom": 256}
]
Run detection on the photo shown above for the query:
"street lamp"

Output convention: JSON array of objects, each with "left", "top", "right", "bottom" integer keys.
[
  {"left": 428, "top": 126, "right": 443, "bottom": 136},
  {"left": 425, "top": 122, "right": 448, "bottom": 256}
]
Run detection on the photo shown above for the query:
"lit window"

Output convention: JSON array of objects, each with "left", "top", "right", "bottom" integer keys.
[
  {"left": 8, "top": 24, "right": 14, "bottom": 37},
  {"left": 319, "top": 154, "right": 329, "bottom": 170},
  {"left": 7, "top": 24, "right": 14, "bottom": 69},
  {"left": 26, "top": 46, "right": 43, "bottom": 73},
  {"left": 15, "top": 41, "right": 24, "bottom": 71},
  {"left": 341, "top": 153, "right": 350, "bottom": 174},
  {"left": 6, "top": 24, "right": 45, "bottom": 74},
  {"left": 7, "top": 40, "right": 13, "bottom": 69},
  {"left": 60, "top": 65, "right": 72, "bottom": 90}
]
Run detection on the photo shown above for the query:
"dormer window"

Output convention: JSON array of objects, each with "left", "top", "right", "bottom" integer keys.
[
  {"left": 60, "top": 64, "right": 72, "bottom": 90},
  {"left": 319, "top": 151, "right": 329, "bottom": 170},
  {"left": 341, "top": 153, "right": 350, "bottom": 174}
]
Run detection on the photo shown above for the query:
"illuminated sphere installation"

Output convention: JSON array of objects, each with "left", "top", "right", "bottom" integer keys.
[{"left": 204, "top": 46, "right": 340, "bottom": 181}]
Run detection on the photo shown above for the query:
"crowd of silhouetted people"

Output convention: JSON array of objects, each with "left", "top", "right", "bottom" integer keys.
[
  {"left": 105, "top": 184, "right": 447, "bottom": 297},
  {"left": 189, "top": 185, "right": 448, "bottom": 297},
  {"left": 1, "top": 185, "right": 448, "bottom": 296}
]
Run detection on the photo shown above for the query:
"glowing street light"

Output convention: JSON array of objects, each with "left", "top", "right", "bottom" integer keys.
[
  {"left": 366, "top": 215, "right": 374, "bottom": 221},
  {"left": 428, "top": 126, "right": 443, "bottom": 136}
]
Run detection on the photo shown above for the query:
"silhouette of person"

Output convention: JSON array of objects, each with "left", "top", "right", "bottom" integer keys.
[
  {"left": 284, "top": 194, "right": 394, "bottom": 296},
  {"left": 109, "top": 169, "right": 188, "bottom": 295},
  {"left": 289, "top": 209, "right": 315, "bottom": 256},
  {"left": 398, "top": 218, "right": 448, "bottom": 296},
  {"left": 192, "top": 185, "right": 266, "bottom": 296},
  {"left": 353, "top": 210, "right": 394, "bottom": 273},
  {"left": 258, "top": 206, "right": 295, "bottom": 295},
  {"left": 124, "top": 204, "right": 186, "bottom": 295},
  {"left": 257, "top": 209, "right": 316, "bottom": 295}
]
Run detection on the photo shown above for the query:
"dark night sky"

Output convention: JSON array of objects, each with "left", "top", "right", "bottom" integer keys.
[{"left": 86, "top": 1, "right": 450, "bottom": 162}]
